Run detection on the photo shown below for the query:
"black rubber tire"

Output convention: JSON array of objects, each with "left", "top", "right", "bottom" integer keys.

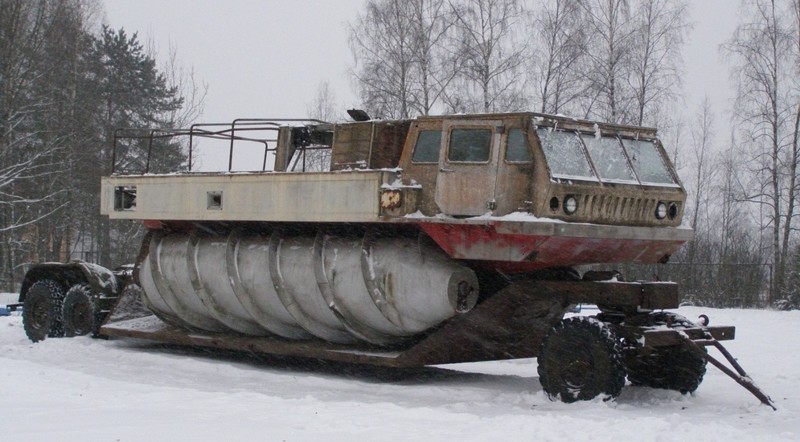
[
  {"left": 538, "top": 316, "right": 626, "bottom": 403},
  {"left": 623, "top": 312, "right": 707, "bottom": 394},
  {"left": 62, "top": 284, "right": 96, "bottom": 337},
  {"left": 22, "top": 280, "right": 65, "bottom": 342}
]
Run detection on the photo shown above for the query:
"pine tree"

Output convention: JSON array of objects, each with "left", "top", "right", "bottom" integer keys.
[{"left": 80, "top": 26, "right": 184, "bottom": 267}]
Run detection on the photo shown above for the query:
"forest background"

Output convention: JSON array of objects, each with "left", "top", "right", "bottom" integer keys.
[{"left": 2, "top": 0, "right": 799, "bottom": 309}]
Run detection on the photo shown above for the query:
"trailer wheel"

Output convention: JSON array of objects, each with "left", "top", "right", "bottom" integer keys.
[
  {"left": 22, "top": 280, "right": 65, "bottom": 342},
  {"left": 537, "top": 316, "right": 626, "bottom": 403},
  {"left": 623, "top": 312, "right": 707, "bottom": 394},
  {"left": 63, "top": 284, "right": 96, "bottom": 337}
]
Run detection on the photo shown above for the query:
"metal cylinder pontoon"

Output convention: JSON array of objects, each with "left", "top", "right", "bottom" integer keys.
[{"left": 138, "top": 230, "right": 479, "bottom": 345}]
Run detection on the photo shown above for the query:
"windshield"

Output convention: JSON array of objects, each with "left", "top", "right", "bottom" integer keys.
[
  {"left": 536, "top": 127, "right": 675, "bottom": 186},
  {"left": 622, "top": 138, "right": 675, "bottom": 184},
  {"left": 581, "top": 134, "right": 636, "bottom": 183},
  {"left": 536, "top": 128, "right": 595, "bottom": 179}
]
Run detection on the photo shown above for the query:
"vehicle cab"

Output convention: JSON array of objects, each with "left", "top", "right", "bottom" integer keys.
[{"left": 397, "top": 113, "right": 685, "bottom": 227}]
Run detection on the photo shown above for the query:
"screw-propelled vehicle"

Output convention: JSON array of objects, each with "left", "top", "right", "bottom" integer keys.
[{"left": 17, "top": 111, "right": 774, "bottom": 407}]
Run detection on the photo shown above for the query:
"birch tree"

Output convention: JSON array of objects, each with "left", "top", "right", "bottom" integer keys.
[
  {"left": 408, "top": 0, "right": 458, "bottom": 115},
  {"left": 302, "top": 80, "right": 339, "bottom": 171},
  {"left": 784, "top": 0, "right": 800, "bottom": 302},
  {"left": 683, "top": 97, "right": 717, "bottom": 284},
  {"left": 448, "top": 0, "right": 528, "bottom": 113},
  {"left": 577, "top": 0, "right": 634, "bottom": 123},
  {"left": 349, "top": 0, "right": 418, "bottom": 118},
  {"left": 725, "top": 0, "right": 797, "bottom": 302},
  {"left": 349, "top": 0, "right": 459, "bottom": 117},
  {"left": 530, "top": 0, "right": 587, "bottom": 115},
  {"left": 627, "top": 0, "right": 689, "bottom": 126},
  {"left": 0, "top": 0, "right": 87, "bottom": 289}
]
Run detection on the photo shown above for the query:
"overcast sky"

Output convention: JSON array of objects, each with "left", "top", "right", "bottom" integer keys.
[
  {"left": 104, "top": 0, "right": 364, "bottom": 123},
  {"left": 103, "top": 0, "right": 738, "bottom": 134}
]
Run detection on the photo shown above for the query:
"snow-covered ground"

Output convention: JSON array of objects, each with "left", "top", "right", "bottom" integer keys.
[{"left": 1, "top": 291, "right": 797, "bottom": 441}]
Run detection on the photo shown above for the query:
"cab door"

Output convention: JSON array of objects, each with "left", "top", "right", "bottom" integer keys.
[{"left": 435, "top": 119, "right": 503, "bottom": 216}]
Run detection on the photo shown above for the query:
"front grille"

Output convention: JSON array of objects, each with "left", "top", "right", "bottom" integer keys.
[{"left": 582, "top": 195, "right": 657, "bottom": 223}]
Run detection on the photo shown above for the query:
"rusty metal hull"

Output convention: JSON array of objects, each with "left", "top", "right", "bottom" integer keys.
[
  {"left": 414, "top": 217, "right": 692, "bottom": 270},
  {"left": 137, "top": 217, "right": 691, "bottom": 273}
]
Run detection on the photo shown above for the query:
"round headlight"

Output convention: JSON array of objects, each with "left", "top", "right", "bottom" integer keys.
[
  {"left": 668, "top": 203, "right": 679, "bottom": 220},
  {"left": 564, "top": 195, "right": 578, "bottom": 215},
  {"left": 656, "top": 202, "right": 668, "bottom": 219}
]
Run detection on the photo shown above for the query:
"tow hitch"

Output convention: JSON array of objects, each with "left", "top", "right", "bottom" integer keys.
[{"left": 644, "top": 321, "right": 776, "bottom": 410}]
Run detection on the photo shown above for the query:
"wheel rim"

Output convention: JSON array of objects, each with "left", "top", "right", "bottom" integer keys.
[
  {"left": 538, "top": 317, "right": 625, "bottom": 403},
  {"left": 69, "top": 297, "right": 93, "bottom": 335},
  {"left": 563, "top": 359, "right": 591, "bottom": 390},
  {"left": 31, "top": 298, "right": 50, "bottom": 329}
]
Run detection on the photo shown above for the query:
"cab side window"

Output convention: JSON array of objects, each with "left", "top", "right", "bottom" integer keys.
[
  {"left": 411, "top": 130, "right": 442, "bottom": 163},
  {"left": 448, "top": 129, "right": 492, "bottom": 162},
  {"left": 506, "top": 128, "right": 531, "bottom": 162}
]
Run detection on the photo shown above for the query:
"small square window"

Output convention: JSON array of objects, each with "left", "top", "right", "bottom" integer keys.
[
  {"left": 411, "top": 130, "right": 442, "bottom": 163},
  {"left": 448, "top": 129, "right": 492, "bottom": 162},
  {"left": 114, "top": 186, "right": 136, "bottom": 211},
  {"left": 506, "top": 129, "right": 532, "bottom": 162},
  {"left": 207, "top": 191, "right": 223, "bottom": 210}
]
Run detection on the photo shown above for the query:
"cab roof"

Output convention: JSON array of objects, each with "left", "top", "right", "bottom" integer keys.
[{"left": 411, "top": 112, "right": 658, "bottom": 139}]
